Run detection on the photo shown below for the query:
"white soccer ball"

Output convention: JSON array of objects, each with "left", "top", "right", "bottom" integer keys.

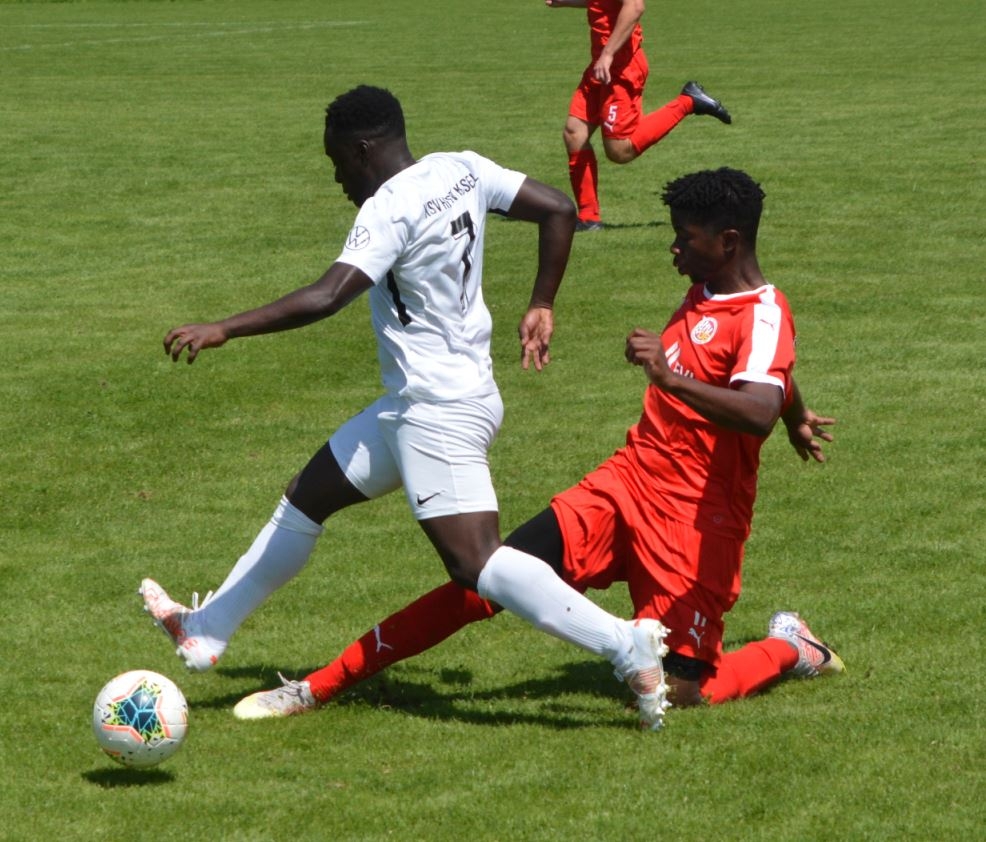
[{"left": 92, "top": 670, "right": 188, "bottom": 768}]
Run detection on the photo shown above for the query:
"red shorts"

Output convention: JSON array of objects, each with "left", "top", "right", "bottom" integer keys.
[
  {"left": 568, "top": 49, "right": 649, "bottom": 139},
  {"left": 550, "top": 450, "right": 745, "bottom": 666}
]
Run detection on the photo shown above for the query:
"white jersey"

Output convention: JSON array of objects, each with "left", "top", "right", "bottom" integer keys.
[{"left": 336, "top": 151, "right": 526, "bottom": 402}]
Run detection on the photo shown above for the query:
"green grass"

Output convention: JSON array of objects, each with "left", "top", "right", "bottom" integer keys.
[{"left": 1, "top": 0, "right": 984, "bottom": 839}]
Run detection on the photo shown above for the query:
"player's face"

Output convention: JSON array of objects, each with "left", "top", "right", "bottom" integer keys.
[
  {"left": 324, "top": 130, "right": 373, "bottom": 207},
  {"left": 668, "top": 211, "right": 726, "bottom": 284}
]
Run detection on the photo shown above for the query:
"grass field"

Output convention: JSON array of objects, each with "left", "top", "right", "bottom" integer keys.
[{"left": 1, "top": 1, "right": 984, "bottom": 839}]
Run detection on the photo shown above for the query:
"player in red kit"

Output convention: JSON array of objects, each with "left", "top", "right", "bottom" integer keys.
[
  {"left": 548, "top": 0, "right": 732, "bottom": 230},
  {"left": 234, "top": 168, "right": 844, "bottom": 721}
]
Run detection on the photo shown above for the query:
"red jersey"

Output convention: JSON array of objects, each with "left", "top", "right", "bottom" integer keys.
[
  {"left": 624, "top": 283, "right": 796, "bottom": 538},
  {"left": 586, "top": 0, "right": 644, "bottom": 66}
]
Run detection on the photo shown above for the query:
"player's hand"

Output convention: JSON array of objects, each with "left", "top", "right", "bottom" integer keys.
[
  {"left": 163, "top": 323, "right": 229, "bottom": 364},
  {"left": 519, "top": 306, "right": 554, "bottom": 371},
  {"left": 625, "top": 327, "right": 672, "bottom": 387},
  {"left": 593, "top": 54, "right": 614, "bottom": 85},
  {"left": 785, "top": 408, "right": 835, "bottom": 463}
]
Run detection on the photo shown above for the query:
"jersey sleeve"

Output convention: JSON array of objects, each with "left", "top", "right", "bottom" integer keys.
[
  {"left": 335, "top": 197, "right": 410, "bottom": 286},
  {"left": 729, "top": 290, "right": 795, "bottom": 396},
  {"left": 463, "top": 151, "right": 527, "bottom": 214}
]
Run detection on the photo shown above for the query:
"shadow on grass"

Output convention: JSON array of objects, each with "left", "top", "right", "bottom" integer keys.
[
  {"left": 82, "top": 767, "right": 176, "bottom": 787},
  {"left": 206, "top": 659, "right": 638, "bottom": 730},
  {"left": 176, "top": 632, "right": 767, "bottom": 728},
  {"left": 492, "top": 214, "right": 666, "bottom": 231},
  {"left": 583, "top": 219, "right": 666, "bottom": 231}
]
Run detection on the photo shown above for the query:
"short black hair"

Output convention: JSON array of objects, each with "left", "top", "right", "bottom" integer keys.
[
  {"left": 324, "top": 85, "right": 405, "bottom": 141},
  {"left": 661, "top": 168, "right": 765, "bottom": 244}
]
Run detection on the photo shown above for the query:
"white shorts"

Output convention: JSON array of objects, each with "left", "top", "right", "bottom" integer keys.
[{"left": 328, "top": 391, "right": 504, "bottom": 520}]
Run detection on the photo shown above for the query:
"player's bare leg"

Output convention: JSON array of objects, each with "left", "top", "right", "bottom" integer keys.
[
  {"left": 601, "top": 136, "right": 638, "bottom": 164},
  {"left": 564, "top": 115, "right": 603, "bottom": 231}
]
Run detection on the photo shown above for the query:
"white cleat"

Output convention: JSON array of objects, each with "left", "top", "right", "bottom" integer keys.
[
  {"left": 768, "top": 611, "right": 845, "bottom": 678},
  {"left": 615, "top": 618, "right": 672, "bottom": 730},
  {"left": 233, "top": 673, "right": 317, "bottom": 720},
  {"left": 139, "top": 577, "right": 225, "bottom": 672}
]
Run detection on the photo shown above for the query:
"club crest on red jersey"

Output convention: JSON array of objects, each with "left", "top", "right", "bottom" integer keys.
[{"left": 691, "top": 316, "right": 718, "bottom": 345}]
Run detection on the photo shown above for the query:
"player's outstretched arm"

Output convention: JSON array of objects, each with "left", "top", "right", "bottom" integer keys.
[
  {"left": 164, "top": 263, "right": 373, "bottom": 363},
  {"left": 505, "top": 178, "right": 576, "bottom": 370},
  {"left": 781, "top": 381, "right": 835, "bottom": 462}
]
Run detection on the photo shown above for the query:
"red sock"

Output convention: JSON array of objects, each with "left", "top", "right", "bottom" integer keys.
[
  {"left": 629, "top": 94, "right": 692, "bottom": 156},
  {"left": 568, "top": 147, "right": 600, "bottom": 222},
  {"left": 305, "top": 582, "right": 500, "bottom": 702},
  {"left": 698, "top": 638, "right": 797, "bottom": 704}
]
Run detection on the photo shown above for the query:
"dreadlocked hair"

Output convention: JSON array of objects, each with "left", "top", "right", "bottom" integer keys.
[
  {"left": 325, "top": 85, "right": 405, "bottom": 141},
  {"left": 661, "top": 168, "right": 765, "bottom": 244}
]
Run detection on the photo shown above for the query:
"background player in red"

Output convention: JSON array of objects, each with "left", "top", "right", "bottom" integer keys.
[
  {"left": 547, "top": 0, "right": 732, "bottom": 230},
  {"left": 234, "top": 168, "right": 845, "bottom": 721}
]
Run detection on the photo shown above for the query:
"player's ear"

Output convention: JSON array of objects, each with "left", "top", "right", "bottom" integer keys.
[{"left": 720, "top": 228, "right": 741, "bottom": 255}]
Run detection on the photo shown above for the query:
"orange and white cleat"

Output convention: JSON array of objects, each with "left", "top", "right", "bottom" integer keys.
[
  {"left": 768, "top": 611, "right": 845, "bottom": 678},
  {"left": 139, "top": 577, "right": 224, "bottom": 672},
  {"left": 614, "top": 618, "right": 672, "bottom": 730}
]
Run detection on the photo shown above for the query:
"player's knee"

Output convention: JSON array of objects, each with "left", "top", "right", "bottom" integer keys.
[
  {"left": 603, "top": 139, "right": 636, "bottom": 164},
  {"left": 563, "top": 125, "right": 589, "bottom": 152},
  {"left": 563, "top": 134, "right": 583, "bottom": 155}
]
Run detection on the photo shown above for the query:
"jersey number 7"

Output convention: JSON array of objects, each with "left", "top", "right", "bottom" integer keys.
[{"left": 450, "top": 211, "right": 476, "bottom": 312}]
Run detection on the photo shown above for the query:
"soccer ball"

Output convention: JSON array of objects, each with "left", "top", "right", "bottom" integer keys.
[{"left": 92, "top": 670, "right": 188, "bottom": 768}]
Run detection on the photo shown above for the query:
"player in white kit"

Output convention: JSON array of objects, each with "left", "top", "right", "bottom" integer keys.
[{"left": 142, "top": 85, "right": 672, "bottom": 729}]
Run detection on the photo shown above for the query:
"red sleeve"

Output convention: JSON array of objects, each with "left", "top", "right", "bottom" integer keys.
[{"left": 729, "top": 288, "right": 795, "bottom": 399}]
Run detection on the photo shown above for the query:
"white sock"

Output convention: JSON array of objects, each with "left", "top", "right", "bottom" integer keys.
[
  {"left": 197, "top": 496, "right": 323, "bottom": 642},
  {"left": 477, "top": 545, "right": 631, "bottom": 665}
]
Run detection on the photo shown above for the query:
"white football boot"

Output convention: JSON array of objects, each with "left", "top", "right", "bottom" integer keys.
[
  {"left": 140, "top": 577, "right": 225, "bottom": 672},
  {"left": 233, "top": 673, "right": 317, "bottom": 720},
  {"left": 614, "top": 618, "right": 672, "bottom": 730}
]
